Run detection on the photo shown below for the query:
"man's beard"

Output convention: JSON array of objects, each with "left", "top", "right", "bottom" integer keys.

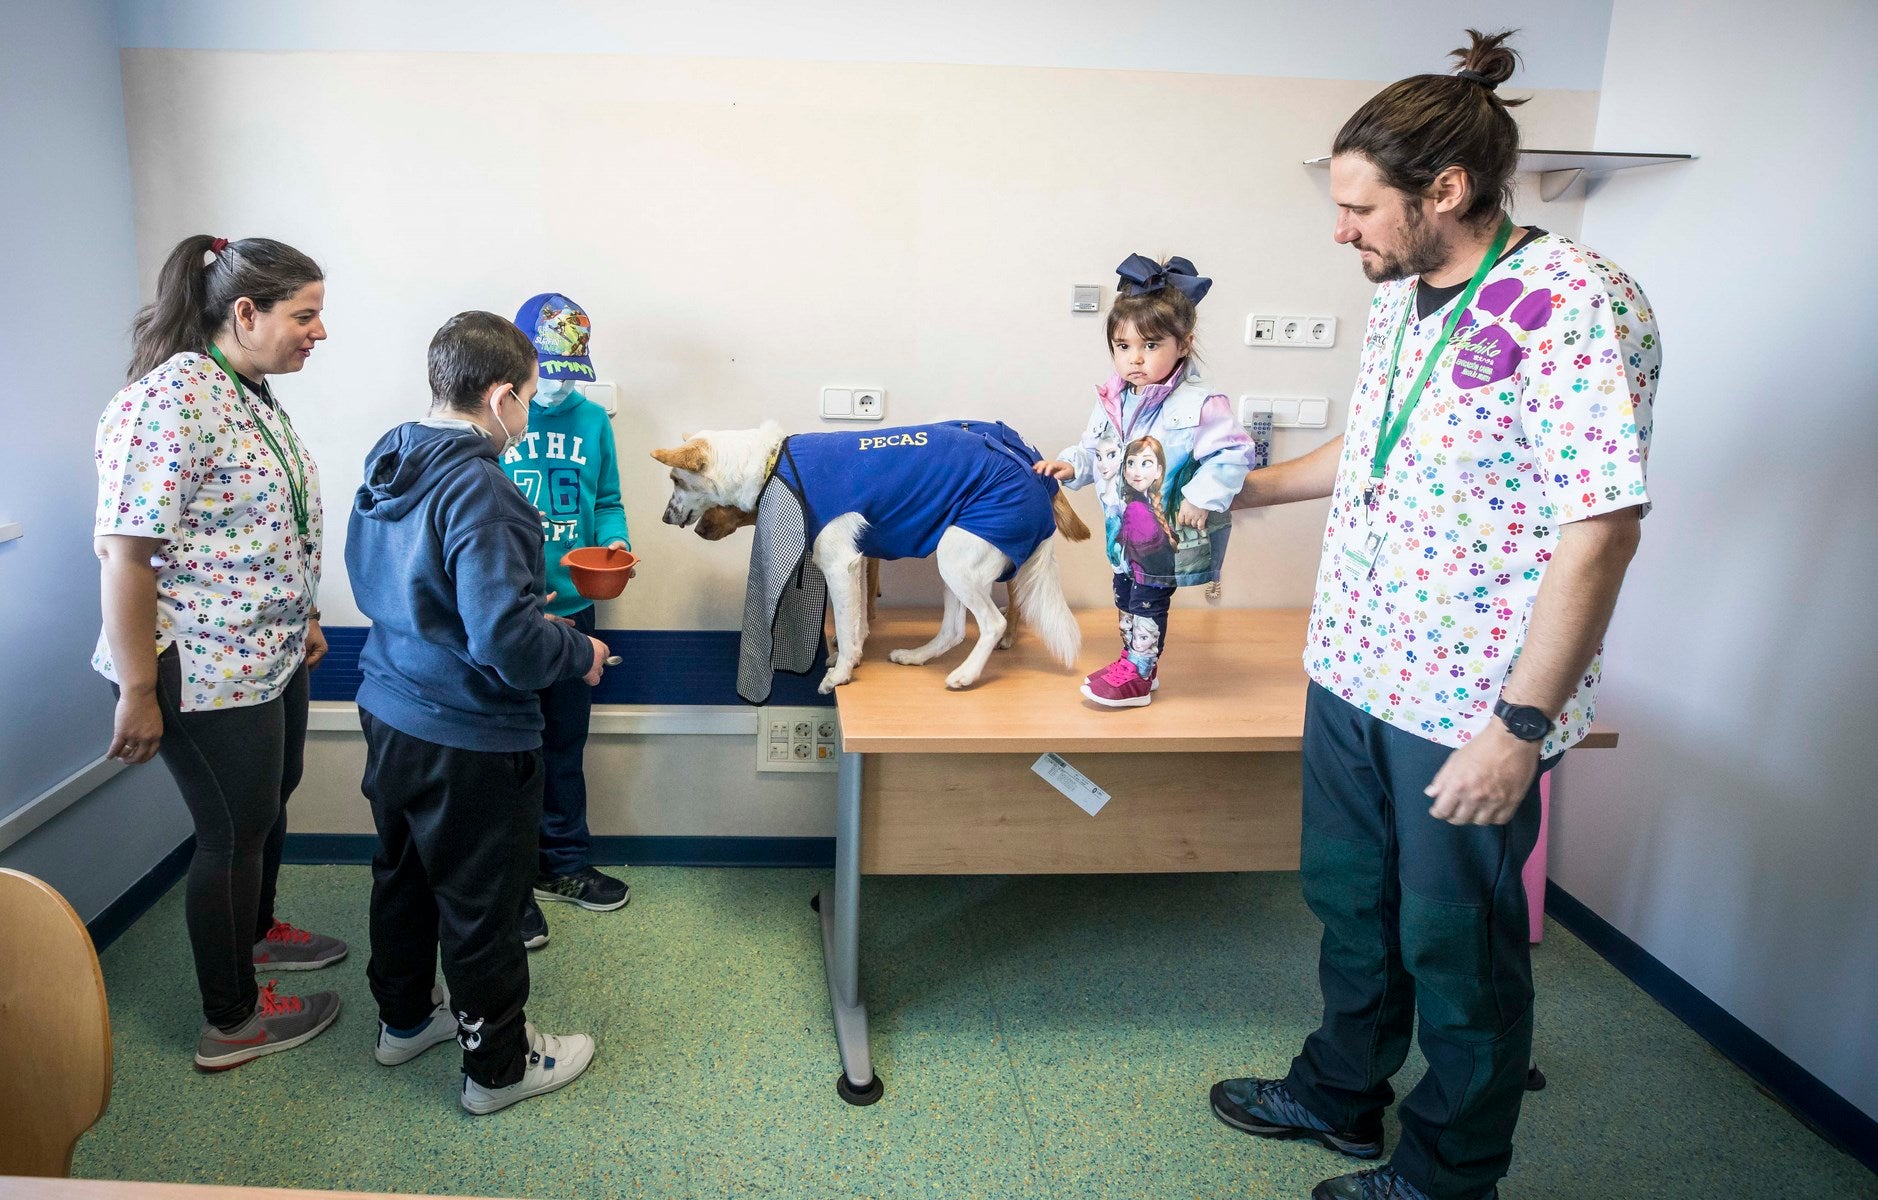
[{"left": 1359, "top": 202, "right": 1449, "bottom": 283}]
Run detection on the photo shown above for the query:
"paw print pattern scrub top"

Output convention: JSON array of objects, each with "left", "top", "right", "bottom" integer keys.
[
  {"left": 92, "top": 351, "right": 323, "bottom": 711},
  {"left": 1307, "top": 232, "right": 1659, "bottom": 759}
]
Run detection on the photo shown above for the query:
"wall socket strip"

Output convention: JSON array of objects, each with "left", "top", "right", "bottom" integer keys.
[
  {"left": 1240, "top": 395, "right": 1330, "bottom": 429},
  {"left": 758, "top": 706, "right": 840, "bottom": 773},
  {"left": 821, "top": 387, "right": 886, "bottom": 421},
  {"left": 1245, "top": 314, "right": 1338, "bottom": 348}
]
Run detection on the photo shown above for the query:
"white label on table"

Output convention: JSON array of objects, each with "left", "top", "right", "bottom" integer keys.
[{"left": 1032, "top": 753, "right": 1111, "bottom": 816}]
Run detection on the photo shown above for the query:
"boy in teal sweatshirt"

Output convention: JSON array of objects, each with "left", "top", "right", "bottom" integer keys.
[{"left": 504, "top": 293, "right": 630, "bottom": 941}]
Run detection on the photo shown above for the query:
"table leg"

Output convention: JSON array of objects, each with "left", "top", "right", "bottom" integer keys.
[{"left": 816, "top": 747, "right": 881, "bottom": 1105}]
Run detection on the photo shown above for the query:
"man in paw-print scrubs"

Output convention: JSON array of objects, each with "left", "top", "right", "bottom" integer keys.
[{"left": 1210, "top": 32, "right": 1660, "bottom": 1200}]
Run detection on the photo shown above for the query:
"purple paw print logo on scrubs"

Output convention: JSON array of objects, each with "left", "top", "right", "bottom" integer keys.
[{"left": 1450, "top": 278, "right": 1554, "bottom": 390}]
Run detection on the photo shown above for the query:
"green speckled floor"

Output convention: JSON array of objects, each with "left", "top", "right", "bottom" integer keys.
[{"left": 76, "top": 867, "right": 1874, "bottom": 1199}]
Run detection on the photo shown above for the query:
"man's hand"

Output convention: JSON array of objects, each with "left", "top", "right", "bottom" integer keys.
[
  {"left": 305, "top": 619, "right": 329, "bottom": 671},
  {"left": 583, "top": 635, "right": 609, "bottom": 686},
  {"left": 1177, "top": 500, "right": 1209, "bottom": 530},
  {"left": 1034, "top": 459, "right": 1075, "bottom": 481},
  {"left": 1425, "top": 723, "right": 1542, "bottom": 826}
]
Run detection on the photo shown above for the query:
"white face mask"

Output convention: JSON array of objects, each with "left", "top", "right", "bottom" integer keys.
[
  {"left": 492, "top": 387, "right": 526, "bottom": 453},
  {"left": 534, "top": 378, "right": 572, "bottom": 409}
]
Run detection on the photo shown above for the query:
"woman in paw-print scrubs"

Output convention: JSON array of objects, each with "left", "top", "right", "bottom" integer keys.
[{"left": 93, "top": 235, "right": 349, "bottom": 1066}]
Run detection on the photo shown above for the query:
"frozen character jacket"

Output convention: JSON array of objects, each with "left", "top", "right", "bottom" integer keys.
[
  {"left": 1057, "top": 364, "right": 1253, "bottom": 587},
  {"left": 736, "top": 420, "right": 1060, "bottom": 704}
]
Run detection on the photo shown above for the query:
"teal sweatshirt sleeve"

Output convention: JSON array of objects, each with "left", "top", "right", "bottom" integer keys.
[{"left": 591, "top": 410, "right": 630, "bottom": 550}]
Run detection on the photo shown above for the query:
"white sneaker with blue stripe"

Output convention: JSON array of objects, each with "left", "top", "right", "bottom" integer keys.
[
  {"left": 374, "top": 996, "right": 459, "bottom": 1067},
  {"left": 459, "top": 1023, "right": 596, "bottom": 1115}
]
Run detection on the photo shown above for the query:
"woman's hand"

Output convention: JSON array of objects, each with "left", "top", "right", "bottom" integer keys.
[
  {"left": 108, "top": 687, "right": 164, "bottom": 764},
  {"left": 1034, "top": 459, "right": 1075, "bottom": 481},
  {"left": 305, "top": 619, "right": 329, "bottom": 670},
  {"left": 1177, "top": 500, "right": 1209, "bottom": 530}
]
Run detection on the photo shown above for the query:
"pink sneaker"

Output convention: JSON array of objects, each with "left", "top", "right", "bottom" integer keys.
[
  {"left": 1081, "top": 657, "right": 1156, "bottom": 707},
  {"left": 1084, "top": 656, "right": 1159, "bottom": 694}
]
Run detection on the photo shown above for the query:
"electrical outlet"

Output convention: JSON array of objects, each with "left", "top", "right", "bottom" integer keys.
[
  {"left": 757, "top": 706, "right": 840, "bottom": 773},
  {"left": 852, "top": 389, "right": 884, "bottom": 420},
  {"left": 823, "top": 386, "right": 884, "bottom": 421},
  {"left": 1245, "top": 314, "right": 1337, "bottom": 348}
]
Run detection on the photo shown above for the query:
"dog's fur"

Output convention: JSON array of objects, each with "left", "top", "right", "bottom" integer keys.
[{"left": 654, "top": 422, "right": 1090, "bottom": 692}]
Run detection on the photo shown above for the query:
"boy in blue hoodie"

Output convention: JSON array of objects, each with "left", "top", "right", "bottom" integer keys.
[
  {"left": 347, "top": 311, "right": 609, "bottom": 1115},
  {"left": 503, "top": 294, "right": 630, "bottom": 940}
]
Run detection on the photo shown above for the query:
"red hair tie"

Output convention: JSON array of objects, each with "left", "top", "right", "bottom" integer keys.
[{"left": 209, "top": 237, "right": 229, "bottom": 254}]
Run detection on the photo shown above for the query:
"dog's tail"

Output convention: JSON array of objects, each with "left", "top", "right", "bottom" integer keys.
[
  {"left": 1013, "top": 538, "right": 1081, "bottom": 670},
  {"left": 1051, "top": 490, "right": 1091, "bottom": 542}
]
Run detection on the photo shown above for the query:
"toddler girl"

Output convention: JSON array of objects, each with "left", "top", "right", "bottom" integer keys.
[{"left": 1035, "top": 254, "right": 1252, "bottom": 707}]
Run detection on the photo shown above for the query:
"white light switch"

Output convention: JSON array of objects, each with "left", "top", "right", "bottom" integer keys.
[
  {"left": 583, "top": 382, "right": 619, "bottom": 415},
  {"left": 1239, "top": 395, "right": 1330, "bottom": 429},
  {"left": 821, "top": 387, "right": 855, "bottom": 418}
]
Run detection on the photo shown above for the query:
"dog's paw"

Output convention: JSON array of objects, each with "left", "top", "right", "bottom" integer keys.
[
  {"left": 944, "top": 667, "right": 981, "bottom": 690},
  {"left": 997, "top": 631, "right": 1015, "bottom": 650},
  {"left": 888, "top": 648, "right": 926, "bottom": 666},
  {"left": 818, "top": 666, "right": 855, "bottom": 693}
]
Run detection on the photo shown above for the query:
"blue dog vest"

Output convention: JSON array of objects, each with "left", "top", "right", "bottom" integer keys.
[{"left": 771, "top": 421, "right": 1058, "bottom": 580}]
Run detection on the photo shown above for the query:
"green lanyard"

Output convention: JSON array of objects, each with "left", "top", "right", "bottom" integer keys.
[
  {"left": 1364, "top": 218, "right": 1514, "bottom": 508},
  {"left": 207, "top": 345, "right": 312, "bottom": 545}
]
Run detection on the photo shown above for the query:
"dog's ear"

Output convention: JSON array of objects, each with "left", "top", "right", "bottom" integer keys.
[
  {"left": 651, "top": 439, "right": 710, "bottom": 473},
  {"left": 695, "top": 504, "right": 758, "bottom": 541}
]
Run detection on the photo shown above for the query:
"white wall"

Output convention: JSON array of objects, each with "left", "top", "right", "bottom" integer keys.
[
  {"left": 0, "top": 0, "right": 194, "bottom": 920},
  {"left": 114, "top": 46, "right": 1600, "bottom": 839},
  {"left": 1560, "top": 0, "right": 1878, "bottom": 1120},
  {"left": 112, "top": 0, "right": 1615, "bottom": 90}
]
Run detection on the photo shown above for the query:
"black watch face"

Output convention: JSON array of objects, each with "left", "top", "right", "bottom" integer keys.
[{"left": 1502, "top": 705, "right": 1549, "bottom": 741}]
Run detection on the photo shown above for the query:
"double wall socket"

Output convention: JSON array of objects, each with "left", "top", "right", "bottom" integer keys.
[
  {"left": 1245, "top": 314, "right": 1338, "bottom": 348},
  {"left": 821, "top": 387, "right": 886, "bottom": 421},
  {"left": 758, "top": 706, "right": 839, "bottom": 773}
]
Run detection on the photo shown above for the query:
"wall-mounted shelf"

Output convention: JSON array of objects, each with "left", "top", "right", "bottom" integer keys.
[{"left": 1304, "top": 149, "right": 1694, "bottom": 201}]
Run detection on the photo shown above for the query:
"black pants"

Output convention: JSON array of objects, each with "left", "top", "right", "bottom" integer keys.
[
  {"left": 536, "top": 604, "right": 595, "bottom": 878},
  {"left": 1111, "top": 572, "right": 1175, "bottom": 675},
  {"left": 360, "top": 708, "right": 540, "bottom": 1087},
  {"left": 1283, "top": 685, "right": 1556, "bottom": 1200},
  {"left": 132, "top": 645, "right": 306, "bottom": 1030}
]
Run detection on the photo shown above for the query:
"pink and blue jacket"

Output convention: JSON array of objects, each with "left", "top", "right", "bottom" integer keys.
[{"left": 1057, "top": 363, "right": 1253, "bottom": 588}]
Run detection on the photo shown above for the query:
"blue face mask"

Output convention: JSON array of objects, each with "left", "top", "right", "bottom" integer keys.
[{"left": 534, "top": 378, "right": 573, "bottom": 409}]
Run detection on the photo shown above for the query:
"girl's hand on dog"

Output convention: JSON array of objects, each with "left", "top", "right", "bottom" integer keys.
[
  {"left": 1177, "top": 500, "right": 1209, "bottom": 530},
  {"left": 1034, "top": 459, "right": 1075, "bottom": 481}
]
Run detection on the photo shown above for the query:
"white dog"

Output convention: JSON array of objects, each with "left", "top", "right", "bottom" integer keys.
[{"left": 654, "top": 420, "right": 1089, "bottom": 693}]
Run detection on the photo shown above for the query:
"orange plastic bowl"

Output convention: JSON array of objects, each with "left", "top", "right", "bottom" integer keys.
[{"left": 561, "top": 546, "right": 638, "bottom": 600}]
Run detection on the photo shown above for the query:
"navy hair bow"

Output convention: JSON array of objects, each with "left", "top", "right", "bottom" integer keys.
[{"left": 1115, "top": 254, "right": 1212, "bottom": 304}]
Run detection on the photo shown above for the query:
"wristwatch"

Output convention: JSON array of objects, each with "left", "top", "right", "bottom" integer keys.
[{"left": 1493, "top": 698, "right": 1552, "bottom": 743}]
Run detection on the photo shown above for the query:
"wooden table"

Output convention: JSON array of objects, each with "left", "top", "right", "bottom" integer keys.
[
  {"left": 815, "top": 607, "right": 1614, "bottom": 1106},
  {"left": 816, "top": 606, "right": 1310, "bottom": 1106}
]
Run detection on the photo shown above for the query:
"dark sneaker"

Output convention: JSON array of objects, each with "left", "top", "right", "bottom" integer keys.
[
  {"left": 375, "top": 988, "right": 458, "bottom": 1066},
  {"left": 1312, "top": 1167, "right": 1492, "bottom": 1200},
  {"left": 194, "top": 981, "right": 340, "bottom": 1071},
  {"left": 534, "top": 866, "right": 630, "bottom": 912},
  {"left": 460, "top": 1024, "right": 597, "bottom": 1115},
  {"left": 520, "top": 896, "right": 549, "bottom": 950},
  {"left": 1211, "top": 1077, "right": 1382, "bottom": 1159},
  {"left": 253, "top": 919, "right": 348, "bottom": 971}
]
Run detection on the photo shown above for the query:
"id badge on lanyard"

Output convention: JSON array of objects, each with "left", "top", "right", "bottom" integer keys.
[{"left": 1341, "top": 220, "right": 1514, "bottom": 582}]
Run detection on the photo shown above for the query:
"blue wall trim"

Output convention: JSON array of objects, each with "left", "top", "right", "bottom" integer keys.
[
  {"left": 87, "top": 836, "right": 194, "bottom": 952},
  {"left": 310, "top": 626, "right": 833, "bottom": 707},
  {"left": 1545, "top": 881, "right": 1878, "bottom": 1175},
  {"left": 283, "top": 832, "right": 835, "bottom": 869}
]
